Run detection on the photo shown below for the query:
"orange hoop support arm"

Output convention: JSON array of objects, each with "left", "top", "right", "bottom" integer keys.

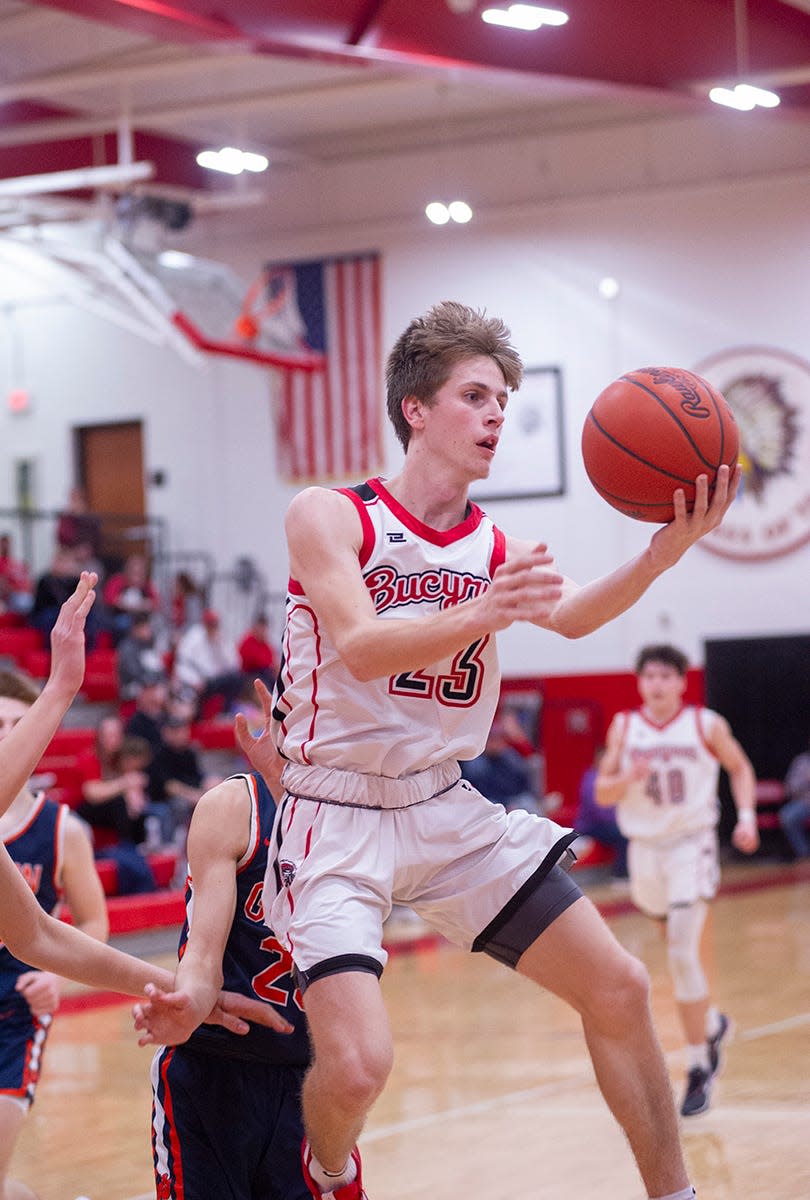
[{"left": 171, "top": 310, "right": 325, "bottom": 372}]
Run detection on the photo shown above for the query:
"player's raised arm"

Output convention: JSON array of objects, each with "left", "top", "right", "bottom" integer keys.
[
  {"left": 0, "top": 572, "right": 96, "bottom": 816},
  {"left": 133, "top": 778, "right": 294, "bottom": 1047},
  {"left": 526, "top": 465, "right": 741, "bottom": 640},
  {"left": 287, "top": 488, "right": 563, "bottom": 681}
]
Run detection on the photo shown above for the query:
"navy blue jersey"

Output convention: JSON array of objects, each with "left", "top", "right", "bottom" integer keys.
[
  {"left": 0, "top": 795, "right": 64, "bottom": 1002},
  {"left": 180, "top": 773, "right": 310, "bottom": 1067}
]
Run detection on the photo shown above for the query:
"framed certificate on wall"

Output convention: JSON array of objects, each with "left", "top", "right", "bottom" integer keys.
[{"left": 469, "top": 366, "right": 565, "bottom": 502}]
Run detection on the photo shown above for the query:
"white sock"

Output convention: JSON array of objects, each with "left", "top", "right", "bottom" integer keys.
[
  {"left": 705, "top": 1005, "right": 722, "bottom": 1039},
  {"left": 686, "top": 1042, "right": 710, "bottom": 1071},
  {"left": 650, "top": 1188, "right": 696, "bottom": 1200},
  {"left": 306, "top": 1150, "right": 357, "bottom": 1194}
]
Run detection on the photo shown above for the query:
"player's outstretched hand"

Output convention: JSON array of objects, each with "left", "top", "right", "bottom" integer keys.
[
  {"left": 46, "top": 571, "right": 98, "bottom": 701},
  {"left": 234, "top": 678, "right": 285, "bottom": 797},
  {"left": 133, "top": 981, "right": 294, "bottom": 1046},
  {"left": 649, "top": 464, "right": 742, "bottom": 569},
  {"left": 482, "top": 545, "right": 564, "bottom": 630}
]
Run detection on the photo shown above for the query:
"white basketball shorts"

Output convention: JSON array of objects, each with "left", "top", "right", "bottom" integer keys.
[
  {"left": 628, "top": 826, "right": 720, "bottom": 918},
  {"left": 263, "top": 761, "right": 575, "bottom": 977}
]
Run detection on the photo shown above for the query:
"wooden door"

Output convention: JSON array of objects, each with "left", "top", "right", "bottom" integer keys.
[{"left": 77, "top": 421, "right": 146, "bottom": 570}]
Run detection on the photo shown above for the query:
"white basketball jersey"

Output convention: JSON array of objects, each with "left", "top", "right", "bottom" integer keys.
[
  {"left": 615, "top": 705, "right": 721, "bottom": 841},
  {"left": 273, "top": 478, "right": 506, "bottom": 778}
]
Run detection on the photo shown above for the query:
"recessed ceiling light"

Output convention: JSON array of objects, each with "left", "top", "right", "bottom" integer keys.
[
  {"left": 447, "top": 200, "right": 473, "bottom": 223},
  {"left": 196, "top": 147, "right": 270, "bottom": 175},
  {"left": 481, "top": 5, "right": 568, "bottom": 31},
  {"left": 426, "top": 201, "right": 451, "bottom": 225},
  {"left": 426, "top": 200, "right": 474, "bottom": 224}
]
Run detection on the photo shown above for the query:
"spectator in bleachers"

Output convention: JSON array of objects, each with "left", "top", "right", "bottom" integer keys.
[
  {"left": 0, "top": 532, "right": 33, "bottom": 615},
  {"left": 124, "top": 673, "right": 169, "bottom": 752},
  {"left": 116, "top": 611, "right": 168, "bottom": 701},
  {"left": 56, "top": 485, "right": 105, "bottom": 583},
  {"left": 56, "top": 485, "right": 103, "bottom": 562},
  {"left": 779, "top": 738, "right": 810, "bottom": 860},
  {"left": 461, "top": 713, "right": 541, "bottom": 814},
  {"left": 172, "top": 608, "right": 243, "bottom": 717},
  {"left": 147, "top": 715, "right": 221, "bottom": 851},
  {"left": 237, "top": 611, "right": 277, "bottom": 691},
  {"left": 31, "top": 546, "right": 100, "bottom": 649},
  {"left": 76, "top": 716, "right": 156, "bottom": 895},
  {"left": 102, "top": 553, "right": 160, "bottom": 644},
  {"left": 574, "top": 746, "right": 629, "bottom": 882},
  {"left": 169, "top": 570, "right": 206, "bottom": 644}
]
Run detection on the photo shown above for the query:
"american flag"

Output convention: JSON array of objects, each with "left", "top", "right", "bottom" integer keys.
[{"left": 269, "top": 252, "right": 384, "bottom": 483}]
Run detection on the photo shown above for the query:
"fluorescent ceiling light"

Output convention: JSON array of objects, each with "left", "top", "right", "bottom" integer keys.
[
  {"left": 196, "top": 147, "right": 270, "bottom": 175},
  {"left": 709, "top": 83, "right": 780, "bottom": 110},
  {"left": 481, "top": 5, "right": 568, "bottom": 30}
]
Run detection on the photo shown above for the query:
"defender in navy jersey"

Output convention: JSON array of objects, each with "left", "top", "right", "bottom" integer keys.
[
  {"left": 0, "top": 667, "right": 109, "bottom": 1200},
  {"left": 263, "top": 301, "right": 742, "bottom": 1200},
  {"left": 146, "top": 755, "right": 311, "bottom": 1200},
  {"left": 596, "top": 644, "right": 757, "bottom": 1118}
]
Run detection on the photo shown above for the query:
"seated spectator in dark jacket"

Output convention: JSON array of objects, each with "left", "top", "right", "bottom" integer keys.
[
  {"left": 574, "top": 747, "right": 630, "bottom": 880},
  {"left": 76, "top": 717, "right": 156, "bottom": 894},
  {"left": 237, "top": 612, "right": 277, "bottom": 690},
  {"left": 147, "top": 715, "right": 221, "bottom": 849},
  {"left": 124, "top": 674, "right": 169, "bottom": 752},
  {"left": 117, "top": 612, "right": 168, "bottom": 700},
  {"left": 461, "top": 715, "right": 540, "bottom": 814},
  {"left": 31, "top": 546, "right": 100, "bottom": 648},
  {"left": 779, "top": 739, "right": 810, "bottom": 860}
]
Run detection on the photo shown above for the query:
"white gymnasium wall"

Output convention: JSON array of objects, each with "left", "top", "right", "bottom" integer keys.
[{"left": 1, "top": 109, "right": 809, "bottom": 676}]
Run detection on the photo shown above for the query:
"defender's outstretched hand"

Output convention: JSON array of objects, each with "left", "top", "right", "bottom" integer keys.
[
  {"left": 234, "top": 678, "right": 285, "bottom": 797},
  {"left": 46, "top": 571, "right": 98, "bottom": 701},
  {"left": 649, "top": 465, "right": 742, "bottom": 570},
  {"left": 133, "top": 980, "right": 294, "bottom": 1047}
]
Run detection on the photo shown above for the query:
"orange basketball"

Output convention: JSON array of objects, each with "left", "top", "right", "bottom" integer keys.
[{"left": 581, "top": 367, "right": 739, "bottom": 523}]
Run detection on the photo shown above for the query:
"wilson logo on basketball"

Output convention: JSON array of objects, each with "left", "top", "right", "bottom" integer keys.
[{"left": 646, "top": 369, "right": 710, "bottom": 419}]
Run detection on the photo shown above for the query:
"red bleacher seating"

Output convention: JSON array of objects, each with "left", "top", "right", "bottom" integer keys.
[
  {"left": 44, "top": 727, "right": 96, "bottom": 757},
  {"left": 0, "top": 611, "right": 26, "bottom": 628},
  {"left": 93, "top": 849, "right": 179, "bottom": 897},
  {"left": 23, "top": 648, "right": 51, "bottom": 678},
  {"left": 0, "top": 627, "right": 43, "bottom": 666},
  {"left": 80, "top": 647, "right": 119, "bottom": 702},
  {"left": 192, "top": 718, "right": 236, "bottom": 751}
]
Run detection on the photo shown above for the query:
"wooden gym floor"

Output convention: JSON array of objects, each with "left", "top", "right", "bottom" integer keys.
[{"left": 13, "top": 860, "right": 810, "bottom": 1200}]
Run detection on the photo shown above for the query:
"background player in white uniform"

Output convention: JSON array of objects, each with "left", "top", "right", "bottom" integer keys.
[
  {"left": 264, "top": 301, "right": 742, "bottom": 1200},
  {"left": 596, "top": 643, "right": 758, "bottom": 1117}
]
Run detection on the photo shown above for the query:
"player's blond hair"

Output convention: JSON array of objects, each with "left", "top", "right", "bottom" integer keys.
[
  {"left": 385, "top": 300, "right": 523, "bottom": 449},
  {"left": 0, "top": 668, "right": 40, "bottom": 707}
]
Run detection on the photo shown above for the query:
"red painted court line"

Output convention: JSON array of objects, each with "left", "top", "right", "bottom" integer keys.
[{"left": 57, "top": 862, "right": 809, "bottom": 1014}]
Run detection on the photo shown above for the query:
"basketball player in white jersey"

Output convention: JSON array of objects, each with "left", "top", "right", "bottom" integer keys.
[
  {"left": 596, "top": 644, "right": 758, "bottom": 1117},
  {"left": 264, "top": 301, "right": 741, "bottom": 1200}
]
